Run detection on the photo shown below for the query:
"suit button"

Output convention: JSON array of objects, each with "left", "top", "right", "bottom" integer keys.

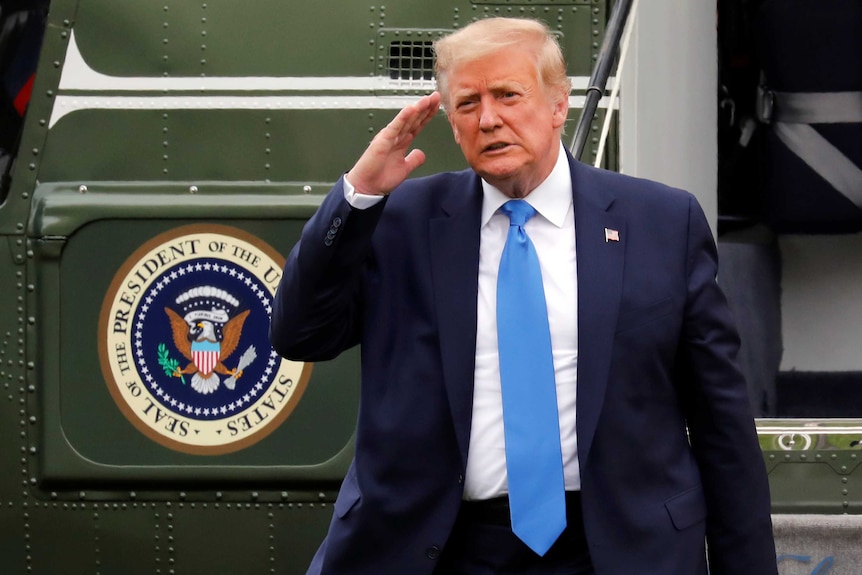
[
  {"left": 326, "top": 229, "right": 337, "bottom": 239},
  {"left": 332, "top": 217, "right": 342, "bottom": 228},
  {"left": 426, "top": 546, "right": 441, "bottom": 560},
  {"left": 458, "top": 474, "right": 463, "bottom": 485},
  {"left": 324, "top": 238, "right": 334, "bottom": 247}
]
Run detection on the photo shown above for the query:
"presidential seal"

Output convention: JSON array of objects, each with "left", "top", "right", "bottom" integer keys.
[{"left": 98, "top": 224, "right": 309, "bottom": 455}]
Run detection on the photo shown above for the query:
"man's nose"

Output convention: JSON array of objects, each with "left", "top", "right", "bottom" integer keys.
[{"left": 478, "top": 100, "right": 503, "bottom": 131}]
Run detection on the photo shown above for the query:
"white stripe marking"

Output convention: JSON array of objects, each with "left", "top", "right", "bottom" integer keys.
[
  {"left": 60, "top": 30, "right": 599, "bottom": 93},
  {"left": 51, "top": 30, "right": 616, "bottom": 127}
]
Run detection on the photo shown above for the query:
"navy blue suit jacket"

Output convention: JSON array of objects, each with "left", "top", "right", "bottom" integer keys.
[{"left": 270, "top": 151, "right": 777, "bottom": 575}]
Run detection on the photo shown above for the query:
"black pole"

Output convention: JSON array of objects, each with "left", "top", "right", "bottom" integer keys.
[{"left": 570, "top": 0, "right": 635, "bottom": 161}]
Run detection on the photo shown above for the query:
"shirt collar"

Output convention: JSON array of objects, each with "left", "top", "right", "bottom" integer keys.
[{"left": 480, "top": 141, "right": 573, "bottom": 228}]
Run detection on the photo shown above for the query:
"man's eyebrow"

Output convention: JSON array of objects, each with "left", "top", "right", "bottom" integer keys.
[
  {"left": 487, "top": 80, "right": 529, "bottom": 93},
  {"left": 451, "top": 89, "right": 480, "bottom": 102}
]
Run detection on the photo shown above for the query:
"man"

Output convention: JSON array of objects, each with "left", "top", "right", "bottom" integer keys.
[{"left": 270, "top": 17, "right": 777, "bottom": 575}]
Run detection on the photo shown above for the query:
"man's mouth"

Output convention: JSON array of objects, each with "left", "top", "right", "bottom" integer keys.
[{"left": 484, "top": 142, "right": 510, "bottom": 152}]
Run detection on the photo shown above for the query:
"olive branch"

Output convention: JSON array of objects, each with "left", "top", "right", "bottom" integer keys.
[{"left": 157, "top": 343, "right": 186, "bottom": 385}]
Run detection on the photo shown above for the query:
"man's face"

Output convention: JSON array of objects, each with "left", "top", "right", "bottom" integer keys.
[{"left": 445, "top": 46, "right": 568, "bottom": 198}]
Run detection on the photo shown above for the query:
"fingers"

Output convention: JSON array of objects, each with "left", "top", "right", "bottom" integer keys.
[
  {"left": 403, "top": 148, "right": 428, "bottom": 173},
  {"left": 347, "top": 92, "right": 440, "bottom": 196},
  {"left": 411, "top": 91, "right": 442, "bottom": 129},
  {"left": 387, "top": 92, "right": 441, "bottom": 149}
]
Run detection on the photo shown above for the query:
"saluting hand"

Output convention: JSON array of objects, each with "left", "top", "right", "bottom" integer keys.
[{"left": 346, "top": 92, "right": 441, "bottom": 196}]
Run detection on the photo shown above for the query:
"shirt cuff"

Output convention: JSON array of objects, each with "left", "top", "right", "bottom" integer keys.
[{"left": 344, "top": 176, "right": 386, "bottom": 210}]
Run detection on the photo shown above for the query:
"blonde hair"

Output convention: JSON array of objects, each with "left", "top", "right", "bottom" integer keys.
[{"left": 433, "top": 17, "right": 571, "bottom": 110}]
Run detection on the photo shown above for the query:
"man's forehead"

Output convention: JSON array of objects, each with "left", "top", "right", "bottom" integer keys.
[{"left": 448, "top": 53, "right": 539, "bottom": 88}]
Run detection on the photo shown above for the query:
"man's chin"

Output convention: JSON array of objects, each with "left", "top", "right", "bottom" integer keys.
[{"left": 473, "top": 158, "right": 521, "bottom": 182}]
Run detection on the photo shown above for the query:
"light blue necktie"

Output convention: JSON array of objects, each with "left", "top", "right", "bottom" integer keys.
[{"left": 497, "top": 199, "right": 567, "bottom": 556}]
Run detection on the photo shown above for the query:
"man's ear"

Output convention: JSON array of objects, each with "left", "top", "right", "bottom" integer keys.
[{"left": 551, "top": 89, "right": 569, "bottom": 129}]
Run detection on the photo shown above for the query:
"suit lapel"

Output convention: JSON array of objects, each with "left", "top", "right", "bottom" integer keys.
[
  {"left": 430, "top": 173, "right": 483, "bottom": 469},
  {"left": 569, "top": 157, "right": 626, "bottom": 470}
]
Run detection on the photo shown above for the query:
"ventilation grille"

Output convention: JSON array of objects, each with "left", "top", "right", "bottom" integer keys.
[{"left": 388, "top": 41, "right": 435, "bottom": 81}]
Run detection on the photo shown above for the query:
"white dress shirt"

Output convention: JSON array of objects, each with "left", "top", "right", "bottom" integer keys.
[
  {"left": 343, "top": 143, "right": 580, "bottom": 501},
  {"left": 464, "top": 143, "right": 579, "bottom": 500}
]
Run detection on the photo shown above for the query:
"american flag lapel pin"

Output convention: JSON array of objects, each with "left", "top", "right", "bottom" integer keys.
[{"left": 604, "top": 227, "right": 620, "bottom": 242}]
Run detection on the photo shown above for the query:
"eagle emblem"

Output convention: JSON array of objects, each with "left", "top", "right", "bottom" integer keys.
[{"left": 164, "top": 286, "right": 256, "bottom": 394}]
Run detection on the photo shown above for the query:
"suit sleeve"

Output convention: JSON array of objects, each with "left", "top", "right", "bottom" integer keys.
[
  {"left": 677, "top": 197, "right": 778, "bottom": 575},
  {"left": 269, "top": 176, "right": 385, "bottom": 362}
]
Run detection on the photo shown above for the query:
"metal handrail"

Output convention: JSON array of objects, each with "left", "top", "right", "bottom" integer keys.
[{"left": 569, "top": 0, "right": 636, "bottom": 161}]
